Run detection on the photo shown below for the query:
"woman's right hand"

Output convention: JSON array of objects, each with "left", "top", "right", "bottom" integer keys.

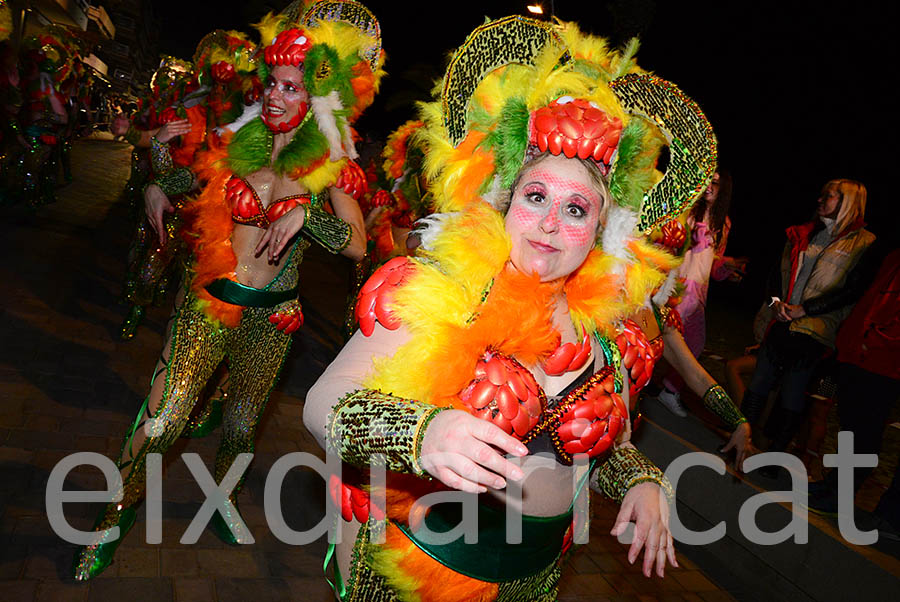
[
  {"left": 156, "top": 118, "right": 192, "bottom": 144},
  {"left": 419, "top": 409, "right": 527, "bottom": 494},
  {"left": 144, "top": 184, "right": 174, "bottom": 247}
]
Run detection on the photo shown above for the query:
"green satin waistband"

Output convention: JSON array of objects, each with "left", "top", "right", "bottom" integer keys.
[
  {"left": 205, "top": 279, "right": 298, "bottom": 308},
  {"left": 396, "top": 501, "right": 571, "bottom": 583}
]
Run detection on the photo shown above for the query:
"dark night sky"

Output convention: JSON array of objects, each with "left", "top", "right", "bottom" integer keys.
[{"left": 153, "top": 0, "right": 897, "bottom": 313}]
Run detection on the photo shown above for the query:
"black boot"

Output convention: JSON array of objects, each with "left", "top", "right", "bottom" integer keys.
[
  {"left": 740, "top": 390, "right": 766, "bottom": 426},
  {"left": 759, "top": 409, "right": 805, "bottom": 479}
]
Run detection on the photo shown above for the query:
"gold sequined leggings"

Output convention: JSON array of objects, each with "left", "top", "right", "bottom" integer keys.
[{"left": 107, "top": 274, "right": 297, "bottom": 522}]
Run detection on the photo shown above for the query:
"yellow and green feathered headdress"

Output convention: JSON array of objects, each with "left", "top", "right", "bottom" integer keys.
[{"left": 419, "top": 16, "right": 716, "bottom": 235}]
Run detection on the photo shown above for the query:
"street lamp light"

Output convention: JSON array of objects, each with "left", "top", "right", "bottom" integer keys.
[{"left": 527, "top": 4, "right": 543, "bottom": 15}]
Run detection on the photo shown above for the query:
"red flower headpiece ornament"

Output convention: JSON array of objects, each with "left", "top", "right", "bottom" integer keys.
[
  {"left": 529, "top": 96, "right": 622, "bottom": 176},
  {"left": 264, "top": 28, "right": 313, "bottom": 67}
]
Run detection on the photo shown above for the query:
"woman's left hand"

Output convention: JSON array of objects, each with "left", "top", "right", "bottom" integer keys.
[
  {"left": 720, "top": 421, "right": 754, "bottom": 472},
  {"left": 255, "top": 206, "right": 306, "bottom": 262},
  {"left": 611, "top": 481, "right": 677, "bottom": 578}
]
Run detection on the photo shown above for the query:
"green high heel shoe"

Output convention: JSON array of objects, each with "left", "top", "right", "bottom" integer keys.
[
  {"left": 209, "top": 498, "right": 253, "bottom": 545},
  {"left": 72, "top": 505, "right": 137, "bottom": 580}
]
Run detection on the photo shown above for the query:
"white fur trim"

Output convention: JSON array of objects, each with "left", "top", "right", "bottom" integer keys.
[
  {"left": 652, "top": 270, "right": 678, "bottom": 307},
  {"left": 220, "top": 102, "right": 261, "bottom": 135},
  {"left": 601, "top": 205, "right": 639, "bottom": 278},
  {"left": 311, "top": 91, "right": 346, "bottom": 161},
  {"left": 412, "top": 212, "right": 457, "bottom": 252},
  {"left": 340, "top": 117, "right": 358, "bottom": 160},
  {"left": 481, "top": 176, "right": 507, "bottom": 212}
]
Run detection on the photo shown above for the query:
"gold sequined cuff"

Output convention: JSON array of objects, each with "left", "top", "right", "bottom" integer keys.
[
  {"left": 592, "top": 446, "right": 673, "bottom": 504},
  {"left": 302, "top": 205, "right": 352, "bottom": 254},
  {"left": 124, "top": 125, "right": 141, "bottom": 147},
  {"left": 702, "top": 384, "right": 747, "bottom": 431},
  {"left": 150, "top": 136, "right": 174, "bottom": 174},
  {"left": 327, "top": 389, "right": 449, "bottom": 476},
  {"left": 153, "top": 167, "right": 193, "bottom": 197}
]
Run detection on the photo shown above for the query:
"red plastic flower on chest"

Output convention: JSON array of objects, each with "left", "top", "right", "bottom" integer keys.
[
  {"left": 225, "top": 177, "right": 257, "bottom": 219},
  {"left": 459, "top": 351, "right": 546, "bottom": 438},
  {"left": 543, "top": 326, "right": 592, "bottom": 376},
  {"left": 616, "top": 319, "right": 660, "bottom": 399},
  {"left": 554, "top": 367, "right": 627, "bottom": 460}
]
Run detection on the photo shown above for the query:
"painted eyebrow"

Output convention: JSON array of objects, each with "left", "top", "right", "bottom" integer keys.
[{"left": 525, "top": 170, "right": 600, "bottom": 206}]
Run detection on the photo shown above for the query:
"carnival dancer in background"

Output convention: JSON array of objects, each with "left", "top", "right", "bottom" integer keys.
[
  {"left": 364, "top": 119, "right": 431, "bottom": 262},
  {"left": 9, "top": 25, "right": 86, "bottom": 206},
  {"left": 305, "top": 16, "right": 718, "bottom": 599},
  {"left": 655, "top": 170, "right": 748, "bottom": 417},
  {"left": 340, "top": 119, "right": 431, "bottom": 338},
  {"left": 113, "top": 55, "right": 201, "bottom": 338},
  {"left": 73, "top": 0, "right": 381, "bottom": 580},
  {"left": 0, "top": 2, "right": 23, "bottom": 204},
  {"left": 114, "top": 34, "right": 262, "bottom": 340}
]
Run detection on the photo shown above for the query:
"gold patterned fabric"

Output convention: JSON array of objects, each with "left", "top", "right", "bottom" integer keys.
[
  {"left": 608, "top": 73, "right": 717, "bottom": 233},
  {"left": 153, "top": 166, "right": 194, "bottom": 197},
  {"left": 591, "top": 446, "right": 673, "bottom": 504},
  {"left": 303, "top": 203, "right": 353, "bottom": 253},
  {"left": 327, "top": 389, "right": 448, "bottom": 475},
  {"left": 702, "top": 384, "right": 747, "bottom": 431},
  {"left": 441, "top": 15, "right": 566, "bottom": 146},
  {"left": 94, "top": 243, "right": 305, "bottom": 534},
  {"left": 149, "top": 136, "right": 174, "bottom": 174}
]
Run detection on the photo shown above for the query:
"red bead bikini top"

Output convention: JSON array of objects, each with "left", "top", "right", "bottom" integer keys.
[{"left": 225, "top": 175, "right": 311, "bottom": 228}]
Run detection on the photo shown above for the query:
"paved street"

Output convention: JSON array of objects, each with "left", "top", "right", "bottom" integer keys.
[{"left": 0, "top": 138, "right": 739, "bottom": 601}]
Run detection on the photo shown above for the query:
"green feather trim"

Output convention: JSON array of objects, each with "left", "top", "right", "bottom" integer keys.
[
  {"left": 608, "top": 117, "right": 659, "bottom": 212},
  {"left": 272, "top": 114, "right": 331, "bottom": 176},
  {"left": 226, "top": 115, "right": 331, "bottom": 178},
  {"left": 257, "top": 62, "right": 270, "bottom": 87},
  {"left": 227, "top": 118, "right": 271, "bottom": 176},
  {"left": 492, "top": 98, "right": 530, "bottom": 188},
  {"left": 303, "top": 44, "right": 355, "bottom": 106}
]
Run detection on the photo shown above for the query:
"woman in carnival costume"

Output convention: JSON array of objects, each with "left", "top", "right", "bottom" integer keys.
[
  {"left": 305, "top": 15, "right": 722, "bottom": 600},
  {"left": 364, "top": 120, "right": 431, "bottom": 262},
  {"left": 654, "top": 169, "right": 748, "bottom": 417},
  {"left": 73, "top": 0, "right": 382, "bottom": 580},
  {"left": 9, "top": 25, "right": 85, "bottom": 206},
  {"left": 339, "top": 120, "right": 431, "bottom": 338},
  {"left": 118, "top": 32, "right": 262, "bottom": 340},
  {"left": 116, "top": 55, "right": 200, "bottom": 337},
  {"left": 617, "top": 199, "right": 753, "bottom": 470}
]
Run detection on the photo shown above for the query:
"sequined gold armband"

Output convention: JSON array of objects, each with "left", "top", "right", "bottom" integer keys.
[
  {"left": 153, "top": 167, "right": 193, "bottom": 197},
  {"left": 326, "top": 389, "right": 449, "bottom": 476},
  {"left": 592, "top": 446, "right": 673, "bottom": 504},
  {"left": 302, "top": 204, "right": 351, "bottom": 253},
  {"left": 702, "top": 384, "right": 747, "bottom": 431},
  {"left": 150, "top": 136, "right": 174, "bottom": 174},
  {"left": 124, "top": 125, "right": 141, "bottom": 147}
]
